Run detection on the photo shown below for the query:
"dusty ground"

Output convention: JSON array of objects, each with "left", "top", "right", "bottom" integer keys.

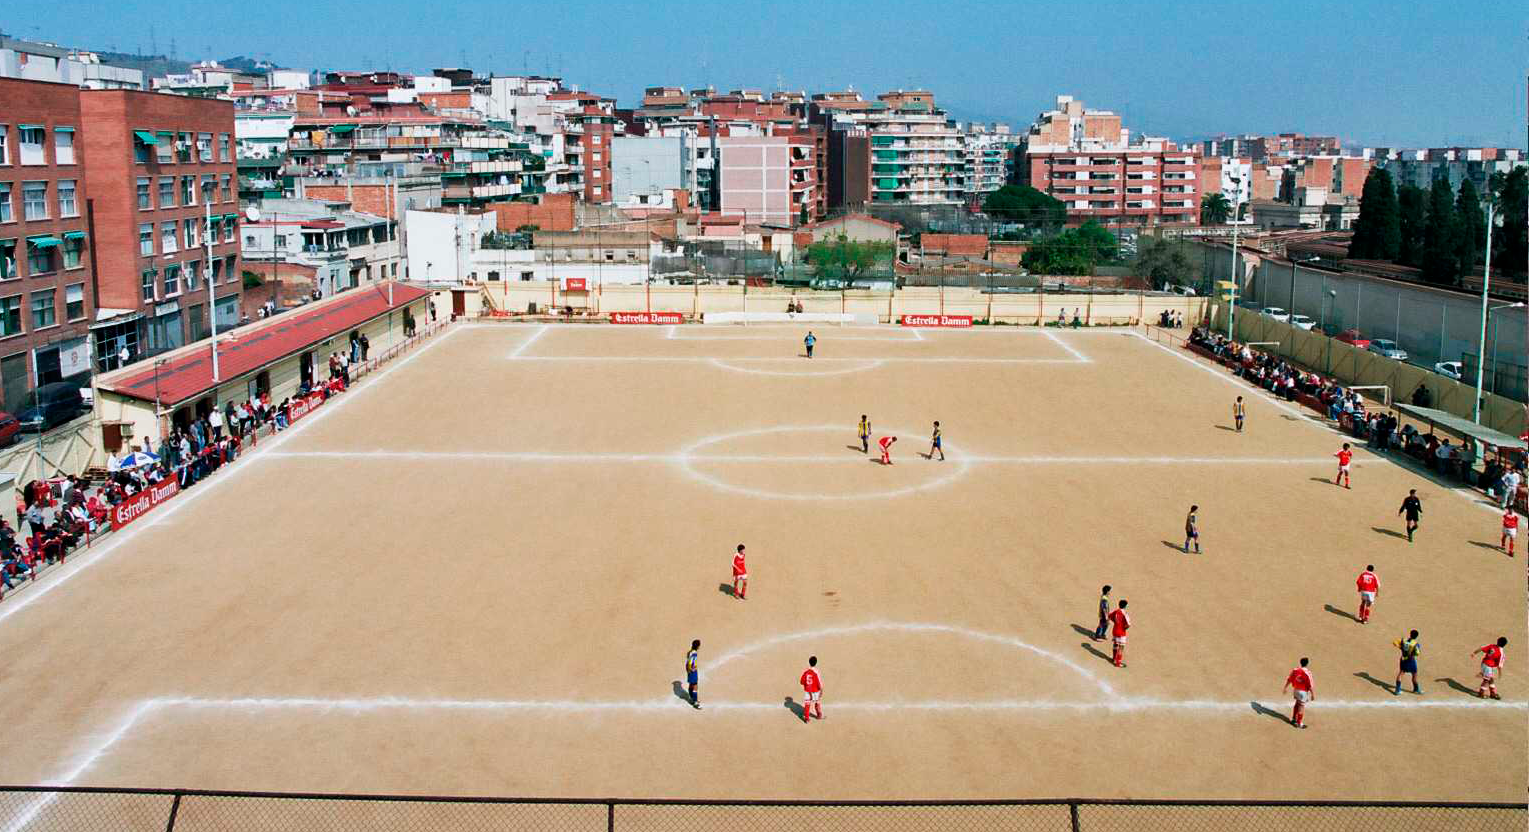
[{"left": 0, "top": 322, "right": 1522, "bottom": 807}]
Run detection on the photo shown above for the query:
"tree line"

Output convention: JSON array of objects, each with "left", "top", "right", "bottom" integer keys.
[{"left": 1349, "top": 166, "right": 1527, "bottom": 286}]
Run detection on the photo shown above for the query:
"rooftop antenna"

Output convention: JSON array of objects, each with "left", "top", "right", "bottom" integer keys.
[
  {"left": 149, "top": 24, "right": 158, "bottom": 57},
  {"left": 522, "top": 49, "right": 528, "bottom": 73}
]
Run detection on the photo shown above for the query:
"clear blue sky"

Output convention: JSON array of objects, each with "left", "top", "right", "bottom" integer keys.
[{"left": 7, "top": 1, "right": 1524, "bottom": 147}]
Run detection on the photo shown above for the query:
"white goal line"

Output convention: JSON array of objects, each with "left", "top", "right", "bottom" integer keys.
[{"left": 263, "top": 451, "right": 1358, "bottom": 466}]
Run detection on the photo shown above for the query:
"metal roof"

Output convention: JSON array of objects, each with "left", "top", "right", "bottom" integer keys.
[{"left": 1393, "top": 403, "right": 1526, "bottom": 451}]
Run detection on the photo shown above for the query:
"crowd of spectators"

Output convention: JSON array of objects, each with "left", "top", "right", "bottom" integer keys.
[
  {"left": 3, "top": 476, "right": 103, "bottom": 592},
  {"left": 1187, "top": 326, "right": 1527, "bottom": 500}
]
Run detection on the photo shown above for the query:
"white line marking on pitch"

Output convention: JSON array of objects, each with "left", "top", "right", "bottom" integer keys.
[
  {"left": 0, "top": 326, "right": 467, "bottom": 629},
  {"left": 708, "top": 358, "right": 887, "bottom": 376},
  {"left": 507, "top": 323, "right": 549, "bottom": 358},
  {"left": 264, "top": 450, "right": 1357, "bottom": 466},
  {"left": 1044, "top": 330, "right": 1091, "bottom": 362},
  {"left": 508, "top": 356, "right": 1084, "bottom": 364}
]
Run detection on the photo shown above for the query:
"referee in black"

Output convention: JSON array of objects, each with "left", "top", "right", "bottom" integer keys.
[{"left": 1398, "top": 489, "right": 1422, "bottom": 543}]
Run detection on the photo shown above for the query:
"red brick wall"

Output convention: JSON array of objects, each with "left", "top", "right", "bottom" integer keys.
[
  {"left": 304, "top": 183, "right": 392, "bottom": 217},
  {"left": 491, "top": 192, "right": 577, "bottom": 232},
  {"left": 80, "top": 89, "right": 242, "bottom": 329}
]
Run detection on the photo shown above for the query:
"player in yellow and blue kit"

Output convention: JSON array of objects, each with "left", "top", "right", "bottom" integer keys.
[{"left": 686, "top": 639, "right": 701, "bottom": 709}]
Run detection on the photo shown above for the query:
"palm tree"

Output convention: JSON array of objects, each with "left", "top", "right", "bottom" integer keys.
[{"left": 1201, "top": 193, "right": 1232, "bottom": 225}]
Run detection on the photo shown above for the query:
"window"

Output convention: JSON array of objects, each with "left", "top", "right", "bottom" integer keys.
[
  {"left": 593, "top": 185, "right": 602, "bottom": 196},
  {"left": 159, "top": 177, "right": 175, "bottom": 207},
  {"left": 593, "top": 151, "right": 602, "bottom": 162},
  {"left": 62, "top": 236, "right": 82, "bottom": 269},
  {"left": 0, "top": 240, "right": 13, "bottom": 280},
  {"left": 139, "top": 223, "right": 154, "bottom": 256},
  {"left": 163, "top": 264, "right": 180, "bottom": 296},
  {"left": 133, "top": 132, "right": 150, "bottom": 164},
  {"left": 222, "top": 217, "right": 236, "bottom": 243},
  {"left": 224, "top": 255, "right": 236, "bottom": 282},
  {"left": 274, "top": 234, "right": 287, "bottom": 248},
  {"left": 592, "top": 134, "right": 601, "bottom": 145},
  {"left": 198, "top": 132, "right": 212, "bottom": 162},
  {"left": 211, "top": 258, "right": 223, "bottom": 285},
  {"left": 177, "top": 133, "right": 193, "bottom": 163},
  {"left": 141, "top": 270, "right": 156, "bottom": 302},
  {"left": 0, "top": 296, "right": 21, "bottom": 336},
  {"left": 65, "top": 284, "right": 84, "bottom": 321},
  {"left": 244, "top": 234, "right": 256, "bottom": 247},
  {"left": 184, "top": 217, "right": 199, "bottom": 249},
  {"left": 22, "top": 182, "right": 47, "bottom": 220},
  {"left": 30, "top": 290, "right": 54, "bottom": 329},
  {"left": 54, "top": 128, "right": 75, "bottom": 164},
  {"left": 161, "top": 222, "right": 178, "bottom": 254},
  {"left": 0, "top": 126, "right": 7, "bottom": 164},
  {"left": 220, "top": 174, "right": 231, "bottom": 202},
  {"left": 592, "top": 168, "right": 602, "bottom": 178},
  {"left": 137, "top": 178, "right": 152, "bottom": 210},
  {"left": 27, "top": 241, "right": 54, "bottom": 275},
  {"left": 156, "top": 132, "right": 173, "bottom": 163},
  {"left": 219, "top": 133, "right": 230, "bottom": 162},
  {"left": 181, "top": 175, "right": 195, "bottom": 205},
  {"left": 58, "top": 180, "right": 77, "bottom": 217},
  {"left": 18, "top": 127, "right": 45, "bottom": 165},
  {"left": 0, "top": 183, "right": 10, "bottom": 223},
  {"left": 185, "top": 259, "right": 200, "bottom": 291}
]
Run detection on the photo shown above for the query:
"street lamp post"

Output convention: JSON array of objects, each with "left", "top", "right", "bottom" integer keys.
[
  {"left": 152, "top": 357, "right": 169, "bottom": 441},
  {"left": 1472, "top": 201, "right": 1499, "bottom": 424},
  {"left": 203, "top": 183, "right": 219, "bottom": 383},
  {"left": 1226, "top": 175, "right": 1243, "bottom": 339},
  {"left": 1320, "top": 288, "right": 1337, "bottom": 374}
]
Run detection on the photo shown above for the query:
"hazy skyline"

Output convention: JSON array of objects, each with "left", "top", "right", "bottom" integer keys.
[{"left": 6, "top": 1, "right": 1525, "bottom": 147}]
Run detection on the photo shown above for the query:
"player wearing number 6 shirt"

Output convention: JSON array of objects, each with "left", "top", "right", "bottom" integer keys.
[
  {"left": 799, "top": 656, "right": 822, "bottom": 722},
  {"left": 731, "top": 544, "right": 748, "bottom": 600},
  {"left": 1334, "top": 443, "right": 1353, "bottom": 489},
  {"left": 1283, "top": 657, "right": 1314, "bottom": 728},
  {"left": 1502, "top": 508, "right": 1519, "bottom": 557},
  {"left": 1355, "top": 565, "right": 1379, "bottom": 624}
]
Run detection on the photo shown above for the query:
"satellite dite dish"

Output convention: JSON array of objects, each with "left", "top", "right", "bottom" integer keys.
[{"left": 245, "top": 206, "right": 262, "bottom": 222}]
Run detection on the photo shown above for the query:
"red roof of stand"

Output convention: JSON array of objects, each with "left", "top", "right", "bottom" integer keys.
[{"left": 99, "top": 285, "right": 432, "bottom": 406}]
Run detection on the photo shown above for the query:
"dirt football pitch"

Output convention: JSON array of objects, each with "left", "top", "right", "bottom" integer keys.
[{"left": 0, "top": 322, "right": 1522, "bottom": 807}]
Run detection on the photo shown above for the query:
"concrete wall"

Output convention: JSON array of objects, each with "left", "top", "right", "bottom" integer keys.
[
  {"left": 610, "top": 136, "right": 684, "bottom": 203},
  {"left": 482, "top": 281, "right": 1208, "bottom": 326}
]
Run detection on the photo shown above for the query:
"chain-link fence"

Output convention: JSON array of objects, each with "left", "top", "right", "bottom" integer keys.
[{"left": 0, "top": 789, "right": 1521, "bottom": 832}]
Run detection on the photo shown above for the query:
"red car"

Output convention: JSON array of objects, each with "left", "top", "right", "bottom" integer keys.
[
  {"left": 0, "top": 413, "right": 18, "bottom": 447},
  {"left": 1334, "top": 329, "right": 1371, "bottom": 349}
]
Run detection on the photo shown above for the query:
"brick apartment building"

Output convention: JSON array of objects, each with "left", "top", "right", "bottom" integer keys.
[
  {"left": 0, "top": 78, "right": 97, "bottom": 411},
  {"left": 80, "top": 89, "right": 242, "bottom": 367},
  {"left": 1018, "top": 95, "right": 1199, "bottom": 227}
]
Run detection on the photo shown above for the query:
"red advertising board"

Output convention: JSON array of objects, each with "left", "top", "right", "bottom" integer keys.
[
  {"left": 286, "top": 392, "right": 327, "bottom": 425},
  {"left": 564, "top": 278, "right": 588, "bottom": 291},
  {"left": 110, "top": 479, "right": 180, "bottom": 530},
  {"left": 901, "top": 314, "right": 973, "bottom": 328},
  {"left": 609, "top": 311, "right": 684, "bottom": 325}
]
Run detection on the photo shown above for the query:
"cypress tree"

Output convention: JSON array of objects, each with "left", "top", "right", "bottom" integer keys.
[
  {"left": 1396, "top": 184, "right": 1427, "bottom": 267},
  {"left": 1349, "top": 168, "right": 1400, "bottom": 260},
  {"left": 1455, "top": 179, "right": 1485, "bottom": 281},
  {"left": 1422, "top": 177, "right": 1461, "bottom": 285}
]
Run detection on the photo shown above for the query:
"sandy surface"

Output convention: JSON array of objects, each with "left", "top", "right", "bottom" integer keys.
[{"left": 0, "top": 322, "right": 1522, "bottom": 804}]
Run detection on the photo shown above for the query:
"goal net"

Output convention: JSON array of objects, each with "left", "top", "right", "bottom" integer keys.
[{"left": 1349, "top": 385, "right": 1392, "bottom": 410}]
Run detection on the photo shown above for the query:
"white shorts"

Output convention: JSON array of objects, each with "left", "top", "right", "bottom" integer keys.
[
  {"left": 1294, "top": 690, "right": 1311, "bottom": 703},
  {"left": 1339, "top": 464, "right": 1350, "bottom": 473},
  {"left": 734, "top": 573, "right": 747, "bottom": 581},
  {"left": 1112, "top": 635, "right": 1127, "bottom": 646},
  {"left": 804, "top": 690, "right": 820, "bottom": 702},
  {"left": 1481, "top": 664, "right": 1497, "bottom": 680},
  {"left": 1360, "top": 591, "right": 1376, "bottom": 604},
  {"left": 1504, "top": 528, "right": 1518, "bottom": 540}
]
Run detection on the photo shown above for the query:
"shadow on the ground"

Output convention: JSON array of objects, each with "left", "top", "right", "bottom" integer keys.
[
  {"left": 1354, "top": 671, "right": 1397, "bottom": 693},
  {"left": 1371, "top": 526, "right": 1409, "bottom": 541},
  {"left": 783, "top": 696, "right": 805, "bottom": 720},
  {"left": 1080, "top": 641, "right": 1113, "bottom": 665},
  {"left": 1323, "top": 604, "right": 1361, "bottom": 623},
  {"left": 1214, "top": 425, "right": 1238, "bottom": 432},
  {"left": 1250, "top": 701, "right": 1293, "bottom": 725},
  {"left": 671, "top": 681, "right": 692, "bottom": 705},
  {"left": 1070, "top": 623, "right": 1099, "bottom": 640},
  {"left": 1469, "top": 540, "right": 1506, "bottom": 553},
  {"left": 1435, "top": 677, "right": 1479, "bottom": 697},
  {"left": 718, "top": 583, "right": 736, "bottom": 598}
]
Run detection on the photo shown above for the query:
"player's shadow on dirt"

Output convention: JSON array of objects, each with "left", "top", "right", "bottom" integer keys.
[
  {"left": 1370, "top": 527, "right": 1409, "bottom": 541},
  {"left": 783, "top": 696, "right": 806, "bottom": 719},
  {"left": 718, "top": 583, "right": 737, "bottom": 598},
  {"left": 1070, "top": 624, "right": 1100, "bottom": 640},
  {"left": 1435, "top": 677, "right": 1480, "bottom": 698},
  {"left": 1250, "top": 701, "right": 1293, "bottom": 725},
  {"left": 844, "top": 445, "right": 865, "bottom": 453},
  {"left": 671, "top": 681, "right": 691, "bottom": 705},
  {"left": 1308, "top": 477, "right": 1338, "bottom": 485},
  {"left": 1214, "top": 425, "right": 1238, "bottom": 432},
  {"left": 1469, "top": 541, "right": 1506, "bottom": 553},
  {"left": 1353, "top": 671, "right": 1396, "bottom": 693},
  {"left": 1160, "top": 540, "right": 1188, "bottom": 553},
  {"left": 1322, "top": 604, "right": 1361, "bottom": 623},
  {"left": 1079, "top": 642, "right": 1113, "bottom": 664}
]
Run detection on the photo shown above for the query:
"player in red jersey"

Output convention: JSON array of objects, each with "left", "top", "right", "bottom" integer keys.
[
  {"left": 1474, "top": 637, "right": 1508, "bottom": 700},
  {"left": 1502, "top": 508, "right": 1519, "bottom": 557},
  {"left": 1282, "top": 657, "right": 1314, "bottom": 728},
  {"left": 731, "top": 544, "right": 748, "bottom": 600},
  {"left": 799, "top": 656, "right": 823, "bottom": 722},
  {"left": 1333, "top": 443, "right": 1353, "bottom": 488},
  {"left": 878, "top": 435, "right": 897, "bottom": 465},
  {"left": 1355, "top": 565, "right": 1379, "bottom": 624},
  {"left": 1108, "top": 599, "right": 1131, "bottom": 667}
]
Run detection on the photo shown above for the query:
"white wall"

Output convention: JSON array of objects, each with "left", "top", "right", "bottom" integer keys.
[
  {"left": 611, "top": 136, "right": 684, "bottom": 203},
  {"left": 404, "top": 210, "right": 497, "bottom": 284}
]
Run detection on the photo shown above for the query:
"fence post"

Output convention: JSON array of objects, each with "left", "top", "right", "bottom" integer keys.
[
  {"left": 1068, "top": 801, "right": 1081, "bottom": 832},
  {"left": 606, "top": 801, "right": 615, "bottom": 832},
  {"left": 164, "top": 793, "right": 183, "bottom": 832}
]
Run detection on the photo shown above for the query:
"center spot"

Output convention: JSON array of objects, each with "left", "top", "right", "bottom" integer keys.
[{"left": 675, "top": 426, "right": 971, "bottom": 501}]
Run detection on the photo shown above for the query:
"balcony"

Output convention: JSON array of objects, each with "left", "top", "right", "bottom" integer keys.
[{"left": 467, "top": 160, "right": 524, "bottom": 174}]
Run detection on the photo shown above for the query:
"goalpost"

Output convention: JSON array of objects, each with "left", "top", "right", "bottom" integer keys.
[{"left": 1349, "top": 385, "right": 1393, "bottom": 410}]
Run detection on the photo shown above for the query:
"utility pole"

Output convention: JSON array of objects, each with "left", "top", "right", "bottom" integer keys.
[
  {"left": 1472, "top": 201, "right": 1495, "bottom": 424},
  {"left": 204, "top": 182, "right": 219, "bottom": 382}
]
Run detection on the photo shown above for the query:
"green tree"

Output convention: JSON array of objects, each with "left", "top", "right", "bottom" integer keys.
[
  {"left": 798, "top": 205, "right": 810, "bottom": 227},
  {"left": 1020, "top": 221, "right": 1119, "bottom": 275},
  {"left": 1075, "top": 220, "right": 1119, "bottom": 262},
  {"left": 1278, "top": 169, "right": 1296, "bottom": 203},
  {"left": 1455, "top": 178, "right": 1485, "bottom": 281},
  {"left": 1133, "top": 237, "right": 1196, "bottom": 289},
  {"left": 806, "top": 235, "right": 893, "bottom": 279},
  {"left": 982, "top": 185, "right": 1066, "bottom": 230},
  {"left": 1349, "top": 167, "right": 1400, "bottom": 260},
  {"left": 1489, "top": 168, "right": 1527, "bottom": 279},
  {"left": 1421, "top": 177, "right": 1461, "bottom": 285},
  {"left": 1200, "top": 192, "right": 1231, "bottom": 225},
  {"left": 1395, "top": 184, "right": 1427, "bottom": 267}
]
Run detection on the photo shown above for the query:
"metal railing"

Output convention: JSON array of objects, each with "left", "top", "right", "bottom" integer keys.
[{"left": 0, "top": 788, "right": 1520, "bottom": 831}]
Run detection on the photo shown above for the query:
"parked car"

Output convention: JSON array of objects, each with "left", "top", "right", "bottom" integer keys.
[
  {"left": 17, "top": 383, "right": 85, "bottom": 432},
  {"left": 1259, "top": 307, "right": 1291, "bottom": 322},
  {"left": 0, "top": 412, "right": 18, "bottom": 447},
  {"left": 1367, "top": 339, "right": 1409, "bottom": 361},
  {"left": 1289, "top": 314, "right": 1316, "bottom": 330},
  {"left": 1434, "top": 360, "right": 1464, "bottom": 380},
  {"left": 1334, "top": 329, "right": 1371, "bottom": 348}
]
